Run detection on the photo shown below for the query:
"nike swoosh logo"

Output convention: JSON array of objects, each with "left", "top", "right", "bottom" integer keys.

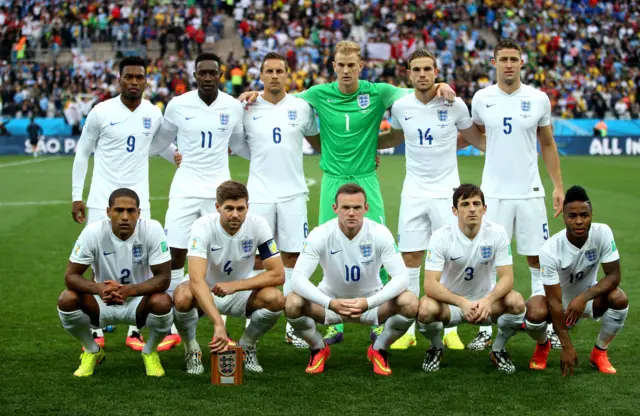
[
  {"left": 450, "top": 256, "right": 462, "bottom": 261},
  {"left": 109, "top": 122, "right": 120, "bottom": 126},
  {"left": 327, "top": 99, "right": 334, "bottom": 103},
  {"left": 404, "top": 116, "right": 414, "bottom": 120},
  {"left": 330, "top": 250, "right": 342, "bottom": 255},
  {"left": 486, "top": 104, "right": 496, "bottom": 108},
  {"left": 211, "top": 247, "right": 222, "bottom": 252},
  {"left": 252, "top": 116, "right": 263, "bottom": 120},
  {"left": 103, "top": 251, "right": 114, "bottom": 256},
  {"left": 185, "top": 116, "right": 197, "bottom": 120}
]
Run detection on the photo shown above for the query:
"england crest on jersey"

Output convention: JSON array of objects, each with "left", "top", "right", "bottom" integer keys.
[
  {"left": 360, "top": 244, "right": 372, "bottom": 258},
  {"left": 220, "top": 113, "right": 230, "bottom": 126},
  {"left": 241, "top": 238, "right": 253, "bottom": 254},
  {"left": 288, "top": 109, "right": 297, "bottom": 121},
  {"left": 143, "top": 117, "right": 152, "bottom": 130},
  {"left": 133, "top": 244, "right": 143, "bottom": 263},
  {"left": 438, "top": 109, "right": 448, "bottom": 122},
  {"left": 357, "top": 94, "right": 370, "bottom": 109},
  {"left": 480, "top": 245, "right": 493, "bottom": 260},
  {"left": 585, "top": 248, "right": 597, "bottom": 262},
  {"left": 521, "top": 101, "right": 531, "bottom": 112}
]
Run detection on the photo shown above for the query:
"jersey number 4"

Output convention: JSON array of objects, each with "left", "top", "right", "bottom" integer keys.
[{"left": 223, "top": 261, "right": 233, "bottom": 275}]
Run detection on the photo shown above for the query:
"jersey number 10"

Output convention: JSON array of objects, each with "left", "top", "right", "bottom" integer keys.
[{"left": 345, "top": 265, "right": 361, "bottom": 282}]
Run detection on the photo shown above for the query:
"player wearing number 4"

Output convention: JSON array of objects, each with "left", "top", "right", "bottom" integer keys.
[
  {"left": 152, "top": 53, "right": 248, "bottom": 346},
  {"left": 471, "top": 39, "right": 565, "bottom": 350},
  {"left": 378, "top": 49, "right": 488, "bottom": 351},
  {"left": 172, "top": 181, "right": 285, "bottom": 375},
  {"left": 239, "top": 52, "right": 320, "bottom": 349},
  {"left": 71, "top": 56, "right": 179, "bottom": 352},
  {"left": 417, "top": 184, "right": 526, "bottom": 374},
  {"left": 57, "top": 189, "right": 173, "bottom": 377},
  {"left": 526, "top": 186, "right": 628, "bottom": 375},
  {"left": 285, "top": 184, "right": 418, "bottom": 376}
]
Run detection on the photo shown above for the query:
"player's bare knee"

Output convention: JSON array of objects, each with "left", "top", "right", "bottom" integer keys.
[
  {"left": 260, "top": 287, "right": 285, "bottom": 311},
  {"left": 402, "top": 251, "right": 423, "bottom": 268},
  {"left": 57, "top": 289, "right": 80, "bottom": 311},
  {"left": 417, "top": 297, "right": 438, "bottom": 323},
  {"left": 525, "top": 297, "right": 548, "bottom": 323},
  {"left": 285, "top": 293, "right": 304, "bottom": 318},
  {"left": 173, "top": 283, "right": 194, "bottom": 312},
  {"left": 608, "top": 288, "right": 628, "bottom": 310},
  {"left": 147, "top": 293, "right": 172, "bottom": 315},
  {"left": 397, "top": 291, "right": 419, "bottom": 318},
  {"left": 506, "top": 291, "right": 526, "bottom": 314}
]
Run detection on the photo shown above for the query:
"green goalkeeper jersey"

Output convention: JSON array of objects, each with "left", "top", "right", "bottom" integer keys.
[{"left": 298, "top": 81, "right": 409, "bottom": 176}]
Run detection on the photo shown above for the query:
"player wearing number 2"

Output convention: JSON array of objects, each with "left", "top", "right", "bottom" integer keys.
[
  {"left": 470, "top": 39, "right": 565, "bottom": 350},
  {"left": 71, "top": 56, "right": 177, "bottom": 351}
]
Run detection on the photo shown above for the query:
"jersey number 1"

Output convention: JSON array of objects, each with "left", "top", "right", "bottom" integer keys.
[{"left": 344, "top": 114, "right": 350, "bottom": 132}]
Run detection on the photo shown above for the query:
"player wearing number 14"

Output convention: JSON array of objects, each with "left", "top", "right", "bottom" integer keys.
[{"left": 57, "top": 189, "right": 174, "bottom": 377}]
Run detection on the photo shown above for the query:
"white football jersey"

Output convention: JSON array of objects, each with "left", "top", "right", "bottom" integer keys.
[
  {"left": 161, "top": 90, "right": 244, "bottom": 199},
  {"left": 391, "top": 95, "right": 473, "bottom": 198},
  {"left": 70, "top": 218, "right": 171, "bottom": 284},
  {"left": 295, "top": 218, "right": 403, "bottom": 298},
  {"left": 471, "top": 84, "right": 551, "bottom": 199},
  {"left": 72, "top": 96, "right": 163, "bottom": 209},
  {"left": 244, "top": 94, "right": 319, "bottom": 203},
  {"left": 425, "top": 221, "right": 512, "bottom": 300},
  {"left": 187, "top": 213, "right": 278, "bottom": 288},
  {"left": 540, "top": 223, "right": 619, "bottom": 306}
]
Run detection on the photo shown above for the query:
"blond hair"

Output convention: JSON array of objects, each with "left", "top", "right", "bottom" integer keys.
[{"left": 334, "top": 41, "right": 361, "bottom": 58}]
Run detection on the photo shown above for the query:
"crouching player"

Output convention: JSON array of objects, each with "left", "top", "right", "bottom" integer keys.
[
  {"left": 57, "top": 188, "right": 173, "bottom": 377},
  {"left": 527, "top": 186, "right": 628, "bottom": 375},
  {"left": 285, "top": 184, "right": 418, "bottom": 376},
  {"left": 172, "top": 181, "right": 285, "bottom": 374},
  {"left": 417, "top": 184, "right": 526, "bottom": 373}
]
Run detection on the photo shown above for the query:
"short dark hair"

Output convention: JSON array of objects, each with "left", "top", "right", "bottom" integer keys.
[
  {"left": 119, "top": 56, "right": 147, "bottom": 75},
  {"left": 408, "top": 49, "right": 438, "bottom": 69},
  {"left": 216, "top": 180, "right": 249, "bottom": 205},
  {"left": 108, "top": 188, "right": 140, "bottom": 208},
  {"left": 494, "top": 38, "right": 523, "bottom": 59},
  {"left": 335, "top": 183, "right": 367, "bottom": 204},
  {"left": 195, "top": 52, "right": 222, "bottom": 69},
  {"left": 260, "top": 52, "right": 288, "bottom": 72},
  {"left": 453, "top": 184, "right": 485, "bottom": 208},
  {"left": 564, "top": 185, "right": 591, "bottom": 207}
]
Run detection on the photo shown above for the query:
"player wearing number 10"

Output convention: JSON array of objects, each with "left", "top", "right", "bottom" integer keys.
[{"left": 57, "top": 188, "right": 173, "bottom": 377}]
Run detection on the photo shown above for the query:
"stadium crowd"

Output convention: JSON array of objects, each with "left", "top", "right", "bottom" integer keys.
[{"left": 0, "top": 0, "right": 638, "bottom": 122}]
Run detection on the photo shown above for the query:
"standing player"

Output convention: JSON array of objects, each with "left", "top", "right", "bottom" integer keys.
[
  {"left": 27, "top": 116, "right": 43, "bottom": 158},
  {"left": 172, "top": 181, "right": 285, "bottom": 374},
  {"left": 471, "top": 39, "right": 565, "bottom": 349},
  {"left": 242, "top": 52, "right": 320, "bottom": 348},
  {"left": 379, "top": 49, "right": 488, "bottom": 350},
  {"left": 242, "top": 40, "right": 455, "bottom": 344},
  {"left": 71, "top": 56, "right": 177, "bottom": 351},
  {"left": 285, "top": 184, "right": 418, "bottom": 376},
  {"left": 526, "top": 186, "right": 628, "bottom": 375},
  {"left": 417, "top": 184, "right": 526, "bottom": 373},
  {"left": 152, "top": 53, "right": 246, "bottom": 321},
  {"left": 57, "top": 188, "right": 173, "bottom": 377}
]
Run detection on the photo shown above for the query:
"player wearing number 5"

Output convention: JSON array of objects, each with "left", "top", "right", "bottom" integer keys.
[
  {"left": 470, "top": 39, "right": 565, "bottom": 349},
  {"left": 57, "top": 189, "right": 174, "bottom": 377}
]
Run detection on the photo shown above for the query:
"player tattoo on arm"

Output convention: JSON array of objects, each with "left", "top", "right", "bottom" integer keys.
[{"left": 378, "top": 129, "right": 404, "bottom": 150}]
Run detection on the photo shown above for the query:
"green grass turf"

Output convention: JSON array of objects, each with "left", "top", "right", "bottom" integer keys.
[{"left": 0, "top": 155, "right": 638, "bottom": 416}]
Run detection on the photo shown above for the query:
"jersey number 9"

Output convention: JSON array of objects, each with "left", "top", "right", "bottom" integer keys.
[{"left": 126, "top": 136, "right": 135, "bottom": 152}]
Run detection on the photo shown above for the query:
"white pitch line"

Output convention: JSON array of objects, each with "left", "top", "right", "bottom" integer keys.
[
  {"left": 0, "top": 157, "right": 59, "bottom": 168},
  {"left": 0, "top": 178, "right": 318, "bottom": 207}
]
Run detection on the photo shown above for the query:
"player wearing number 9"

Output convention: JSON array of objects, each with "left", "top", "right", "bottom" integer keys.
[
  {"left": 285, "top": 184, "right": 418, "bottom": 376},
  {"left": 417, "top": 184, "right": 526, "bottom": 374},
  {"left": 58, "top": 188, "right": 174, "bottom": 377}
]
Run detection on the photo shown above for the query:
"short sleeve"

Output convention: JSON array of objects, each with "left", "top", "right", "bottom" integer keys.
[
  {"left": 147, "top": 220, "right": 171, "bottom": 266},
  {"left": 255, "top": 216, "right": 275, "bottom": 247},
  {"left": 540, "top": 247, "right": 560, "bottom": 286},
  {"left": 599, "top": 224, "right": 620, "bottom": 264},
  {"left": 494, "top": 228, "right": 513, "bottom": 267},
  {"left": 297, "top": 84, "right": 321, "bottom": 108},
  {"left": 232, "top": 101, "right": 244, "bottom": 135},
  {"left": 471, "top": 93, "right": 484, "bottom": 125},
  {"left": 83, "top": 106, "right": 102, "bottom": 136},
  {"left": 162, "top": 98, "right": 179, "bottom": 126},
  {"left": 454, "top": 97, "right": 473, "bottom": 130},
  {"left": 377, "top": 225, "right": 400, "bottom": 265},
  {"left": 377, "top": 83, "right": 411, "bottom": 109},
  {"left": 390, "top": 105, "right": 402, "bottom": 130},
  {"left": 537, "top": 93, "right": 551, "bottom": 127},
  {"left": 301, "top": 102, "right": 320, "bottom": 136},
  {"left": 70, "top": 227, "right": 96, "bottom": 265},
  {"left": 187, "top": 218, "right": 211, "bottom": 260},
  {"left": 424, "top": 229, "right": 447, "bottom": 272}
]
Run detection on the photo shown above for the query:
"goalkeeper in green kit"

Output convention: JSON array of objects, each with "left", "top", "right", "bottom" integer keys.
[{"left": 241, "top": 40, "right": 455, "bottom": 344}]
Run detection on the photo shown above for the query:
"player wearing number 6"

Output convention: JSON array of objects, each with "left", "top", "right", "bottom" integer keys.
[
  {"left": 417, "top": 184, "right": 526, "bottom": 374},
  {"left": 470, "top": 39, "right": 565, "bottom": 349},
  {"left": 285, "top": 184, "right": 418, "bottom": 376},
  {"left": 57, "top": 188, "right": 173, "bottom": 377}
]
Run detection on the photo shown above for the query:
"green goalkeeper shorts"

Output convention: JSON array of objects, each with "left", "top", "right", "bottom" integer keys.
[{"left": 318, "top": 171, "right": 386, "bottom": 226}]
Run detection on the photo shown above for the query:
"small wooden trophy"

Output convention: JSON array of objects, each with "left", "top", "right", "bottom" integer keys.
[{"left": 211, "top": 345, "right": 244, "bottom": 385}]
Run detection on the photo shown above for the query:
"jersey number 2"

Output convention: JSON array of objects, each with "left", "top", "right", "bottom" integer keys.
[{"left": 120, "top": 268, "right": 131, "bottom": 284}]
